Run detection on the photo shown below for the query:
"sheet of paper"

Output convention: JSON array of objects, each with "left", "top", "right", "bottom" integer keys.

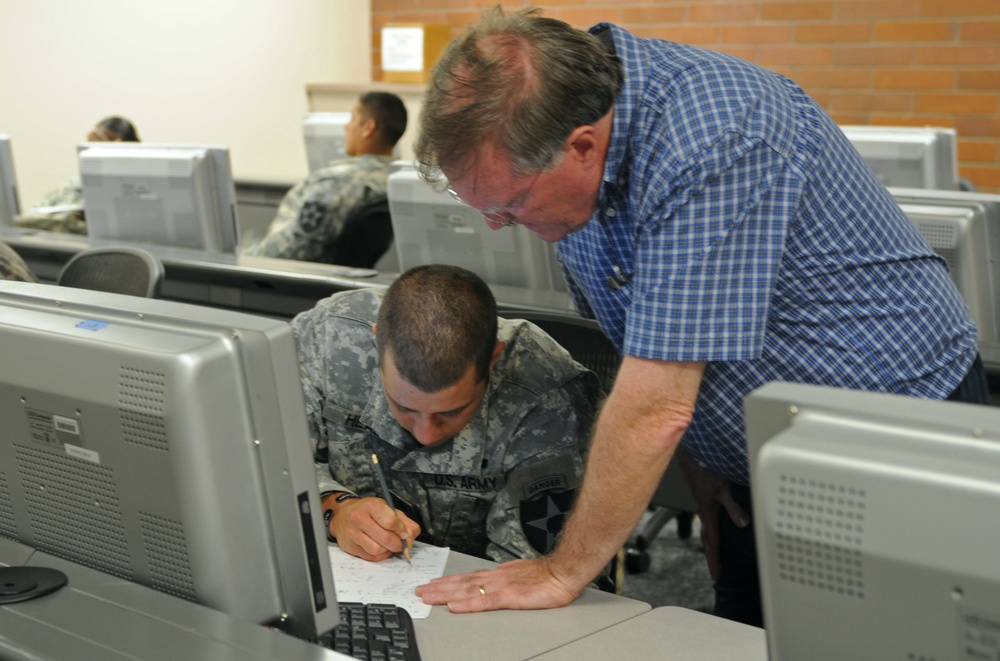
[{"left": 328, "top": 543, "right": 450, "bottom": 619}]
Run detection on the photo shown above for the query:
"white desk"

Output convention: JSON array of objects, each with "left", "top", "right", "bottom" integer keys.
[{"left": 531, "top": 606, "right": 768, "bottom": 660}]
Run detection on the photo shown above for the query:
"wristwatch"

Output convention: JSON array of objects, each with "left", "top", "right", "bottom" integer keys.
[
  {"left": 323, "top": 493, "right": 360, "bottom": 542},
  {"left": 323, "top": 507, "right": 335, "bottom": 542}
]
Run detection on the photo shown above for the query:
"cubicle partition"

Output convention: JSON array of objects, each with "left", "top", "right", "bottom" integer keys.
[{"left": 1, "top": 229, "right": 390, "bottom": 319}]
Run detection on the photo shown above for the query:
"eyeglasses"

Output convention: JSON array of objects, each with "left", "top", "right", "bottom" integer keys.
[{"left": 446, "top": 172, "right": 541, "bottom": 229}]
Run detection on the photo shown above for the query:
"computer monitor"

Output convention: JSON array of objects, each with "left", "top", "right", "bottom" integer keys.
[
  {"left": 890, "top": 187, "right": 1000, "bottom": 371},
  {"left": 746, "top": 381, "right": 1000, "bottom": 661},
  {"left": 0, "top": 135, "right": 21, "bottom": 227},
  {"left": 0, "top": 280, "right": 337, "bottom": 640},
  {"left": 840, "top": 125, "right": 959, "bottom": 190},
  {"left": 386, "top": 168, "right": 566, "bottom": 292},
  {"left": 303, "top": 112, "right": 352, "bottom": 173},
  {"left": 78, "top": 142, "right": 240, "bottom": 254}
]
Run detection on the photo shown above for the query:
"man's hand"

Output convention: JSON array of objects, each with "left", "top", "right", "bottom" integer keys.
[
  {"left": 330, "top": 497, "right": 420, "bottom": 562},
  {"left": 678, "top": 452, "right": 748, "bottom": 579},
  {"left": 415, "top": 557, "right": 582, "bottom": 613}
]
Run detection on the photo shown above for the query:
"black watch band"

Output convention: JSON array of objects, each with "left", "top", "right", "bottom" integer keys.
[
  {"left": 335, "top": 492, "right": 360, "bottom": 503},
  {"left": 323, "top": 508, "right": 335, "bottom": 542}
]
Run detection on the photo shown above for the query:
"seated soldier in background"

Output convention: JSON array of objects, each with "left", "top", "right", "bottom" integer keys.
[
  {"left": 292, "top": 264, "right": 603, "bottom": 565},
  {"left": 243, "top": 92, "right": 406, "bottom": 266},
  {"left": 0, "top": 240, "right": 37, "bottom": 282},
  {"left": 17, "top": 115, "right": 141, "bottom": 235}
]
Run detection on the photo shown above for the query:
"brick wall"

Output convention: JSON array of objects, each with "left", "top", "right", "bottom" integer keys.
[{"left": 371, "top": 1, "right": 1000, "bottom": 193}]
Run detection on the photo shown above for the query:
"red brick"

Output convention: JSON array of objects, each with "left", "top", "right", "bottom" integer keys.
[
  {"left": 874, "top": 21, "right": 954, "bottom": 42},
  {"left": 871, "top": 115, "right": 957, "bottom": 127},
  {"left": 915, "top": 93, "right": 998, "bottom": 115},
  {"left": 554, "top": 7, "right": 624, "bottom": 28},
  {"left": 955, "top": 116, "right": 1000, "bottom": 140},
  {"left": 960, "top": 165, "right": 1000, "bottom": 193},
  {"left": 832, "top": 45, "right": 913, "bottom": 66},
  {"left": 721, "top": 25, "right": 795, "bottom": 44},
  {"left": 833, "top": 0, "right": 920, "bottom": 19},
  {"left": 760, "top": 2, "right": 833, "bottom": 21},
  {"left": 958, "top": 70, "right": 1000, "bottom": 91},
  {"left": 712, "top": 46, "right": 757, "bottom": 62},
  {"left": 959, "top": 141, "right": 998, "bottom": 163},
  {"left": 827, "top": 92, "right": 913, "bottom": 112},
  {"left": 445, "top": 11, "right": 481, "bottom": 29},
  {"left": 381, "top": 10, "right": 449, "bottom": 23},
  {"left": 689, "top": 3, "right": 756, "bottom": 23},
  {"left": 757, "top": 46, "right": 833, "bottom": 66},
  {"left": 960, "top": 21, "right": 1000, "bottom": 42},
  {"left": 622, "top": 6, "right": 687, "bottom": 24},
  {"left": 653, "top": 25, "right": 721, "bottom": 45},
  {"left": 872, "top": 69, "right": 955, "bottom": 89},
  {"left": 789, "top": 69, "right": 871, "bottom": 89},
  {"left": 921, "top": 0, "right": 1000, "bottom": 18},
  {"left": 915, "top": 45, "right": 1000, "bottom": 65},
  {"left": 829, "top": 111, "right": 869, "bottom": 124},
  {"left": 796, "top": 23, "right": 871, "bottom": 43}
]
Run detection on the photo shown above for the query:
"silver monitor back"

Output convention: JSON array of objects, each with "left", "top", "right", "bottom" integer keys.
[
  {"left": 386, "top": 168, "right": 566, "bottom": 293},
  {"left": 890, "top": 187, "right": 1000, "bottom": 371},
  {"left": 303, "top": 112, "right": 351, "bottom": 174},
  {"left": 0, "top": 135, "right": 21, "bottom": 227},
  {"left": 841, "top": 125, "right": 959, "bottom": 190},
  {"left": 79, "top": 142, "right": 240, "bottom": 254},
  {"left": 0, "top": 280, "right": 337, "bottom": 640},
  {"left": 747, "top": 382, "right": 1000, "bottom": 661}
]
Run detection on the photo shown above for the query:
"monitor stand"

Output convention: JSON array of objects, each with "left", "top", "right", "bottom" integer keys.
[{"left": 0, "top": 566, "right": 67, "bottom": 604}]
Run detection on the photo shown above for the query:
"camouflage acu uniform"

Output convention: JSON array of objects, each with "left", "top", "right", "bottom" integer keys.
[
  {"left": 0, "top": 241, "right": 36, "bottom": 282},
  {"left": 242, "top": 155, "right": 393, "bottom": 262},
  {"left": 292, "top": 288, "right": 603, "bottom": 563},
  {"left": 15, "top": 177, "right": 87, "bottom": 235}
]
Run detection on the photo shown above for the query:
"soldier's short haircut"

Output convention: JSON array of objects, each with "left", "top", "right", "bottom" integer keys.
[
  {"left": 359, "top": 92, "right": 408, "bottom": 150},
  {"left": 376, "top": 264, "right": 498, "bottom": 392}
]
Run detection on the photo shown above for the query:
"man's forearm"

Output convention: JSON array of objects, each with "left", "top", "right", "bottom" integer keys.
[{"left": 546, "top": 358, "right": 701, "bottom": 591}]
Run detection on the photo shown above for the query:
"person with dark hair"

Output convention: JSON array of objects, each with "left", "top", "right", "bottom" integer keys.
[
  {"left": 410, "top": 7, "right": 987, "bottom": 625},
  {"left": 243, "top": 92, "right": 408, "bottom": 265},
  {"left": 87, "top": 116, "right": 141, "bottom": 143},
  {"left": 0, "top": 240, "right": 36, "bottom": 283},
  {"left": 18, "top": 115, "right": 141, "bottom": 235},
  {"left": 291, "top": 264, "right": 602, "bottom": 565}
]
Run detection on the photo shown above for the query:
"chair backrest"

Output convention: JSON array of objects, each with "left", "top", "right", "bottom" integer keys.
[
  {"left": 500, "top": 308, "right": 620, "bottom": 394},
  {"left": 321, "top": 194, "right": 393, "bottom": 269},
  {"left": 502, "top": 307, "right": 695, "bottom": 513},
  {"left": 57, "top": 246, "right": 165, "bottom": 298}
]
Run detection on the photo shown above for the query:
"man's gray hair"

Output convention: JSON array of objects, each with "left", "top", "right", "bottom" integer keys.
[{"left": 415, "top": 6, "right": 622, "bottom": 185}]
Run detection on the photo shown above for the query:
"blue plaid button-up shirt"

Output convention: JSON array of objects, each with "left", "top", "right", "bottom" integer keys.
[{"left": 556, "top": 24, "right": 977, "bottom": 485}]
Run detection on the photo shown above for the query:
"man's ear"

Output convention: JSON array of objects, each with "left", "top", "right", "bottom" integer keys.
[
  {"left": 489, "top": 341, "right": 506, "bottom": 372},
  {"left": 566, "top": 124, "right": 598, "bottom": 165},
  {"left": 362, "top": 116, "right": 377, "bottom": 140}
]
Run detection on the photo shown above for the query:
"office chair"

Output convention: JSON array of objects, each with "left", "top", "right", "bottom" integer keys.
[
  {"left": 499, "top": 308, "right": 696, "bottom": 579},
  {"left": 57, "top": 246, "right": 165, "bottom": 298},
  {"left": 322, "top": 194, "right": 393, "bottom": 269}
]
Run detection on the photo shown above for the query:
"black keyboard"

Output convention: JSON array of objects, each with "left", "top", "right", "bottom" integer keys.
[{"left": 325, "top": 602, "right": 421, "bottom": 661}]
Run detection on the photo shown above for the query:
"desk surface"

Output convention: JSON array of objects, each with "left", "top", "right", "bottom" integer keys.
[
  {"left": 0, "top": 541, "right": 649, "bottom": 661},
  {"left": 532, "top": 606, "right": 768, "bottom": 660},
  {"left": 415, "top": 552, "right": 649, "bottom": 661}
]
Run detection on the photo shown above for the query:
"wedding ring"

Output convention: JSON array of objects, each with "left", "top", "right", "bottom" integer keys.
[{"left": 478, "top": 585, "right": 487, "bottom": 597}]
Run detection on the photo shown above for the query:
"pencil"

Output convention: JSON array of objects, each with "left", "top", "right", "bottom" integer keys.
[{"left": 371, "top": 453, "right": 411, "bottom": 564}]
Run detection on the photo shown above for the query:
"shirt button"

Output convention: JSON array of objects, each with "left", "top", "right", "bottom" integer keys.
[{"left": 606, "top": 207, "right": 617, "bottom": 217}]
